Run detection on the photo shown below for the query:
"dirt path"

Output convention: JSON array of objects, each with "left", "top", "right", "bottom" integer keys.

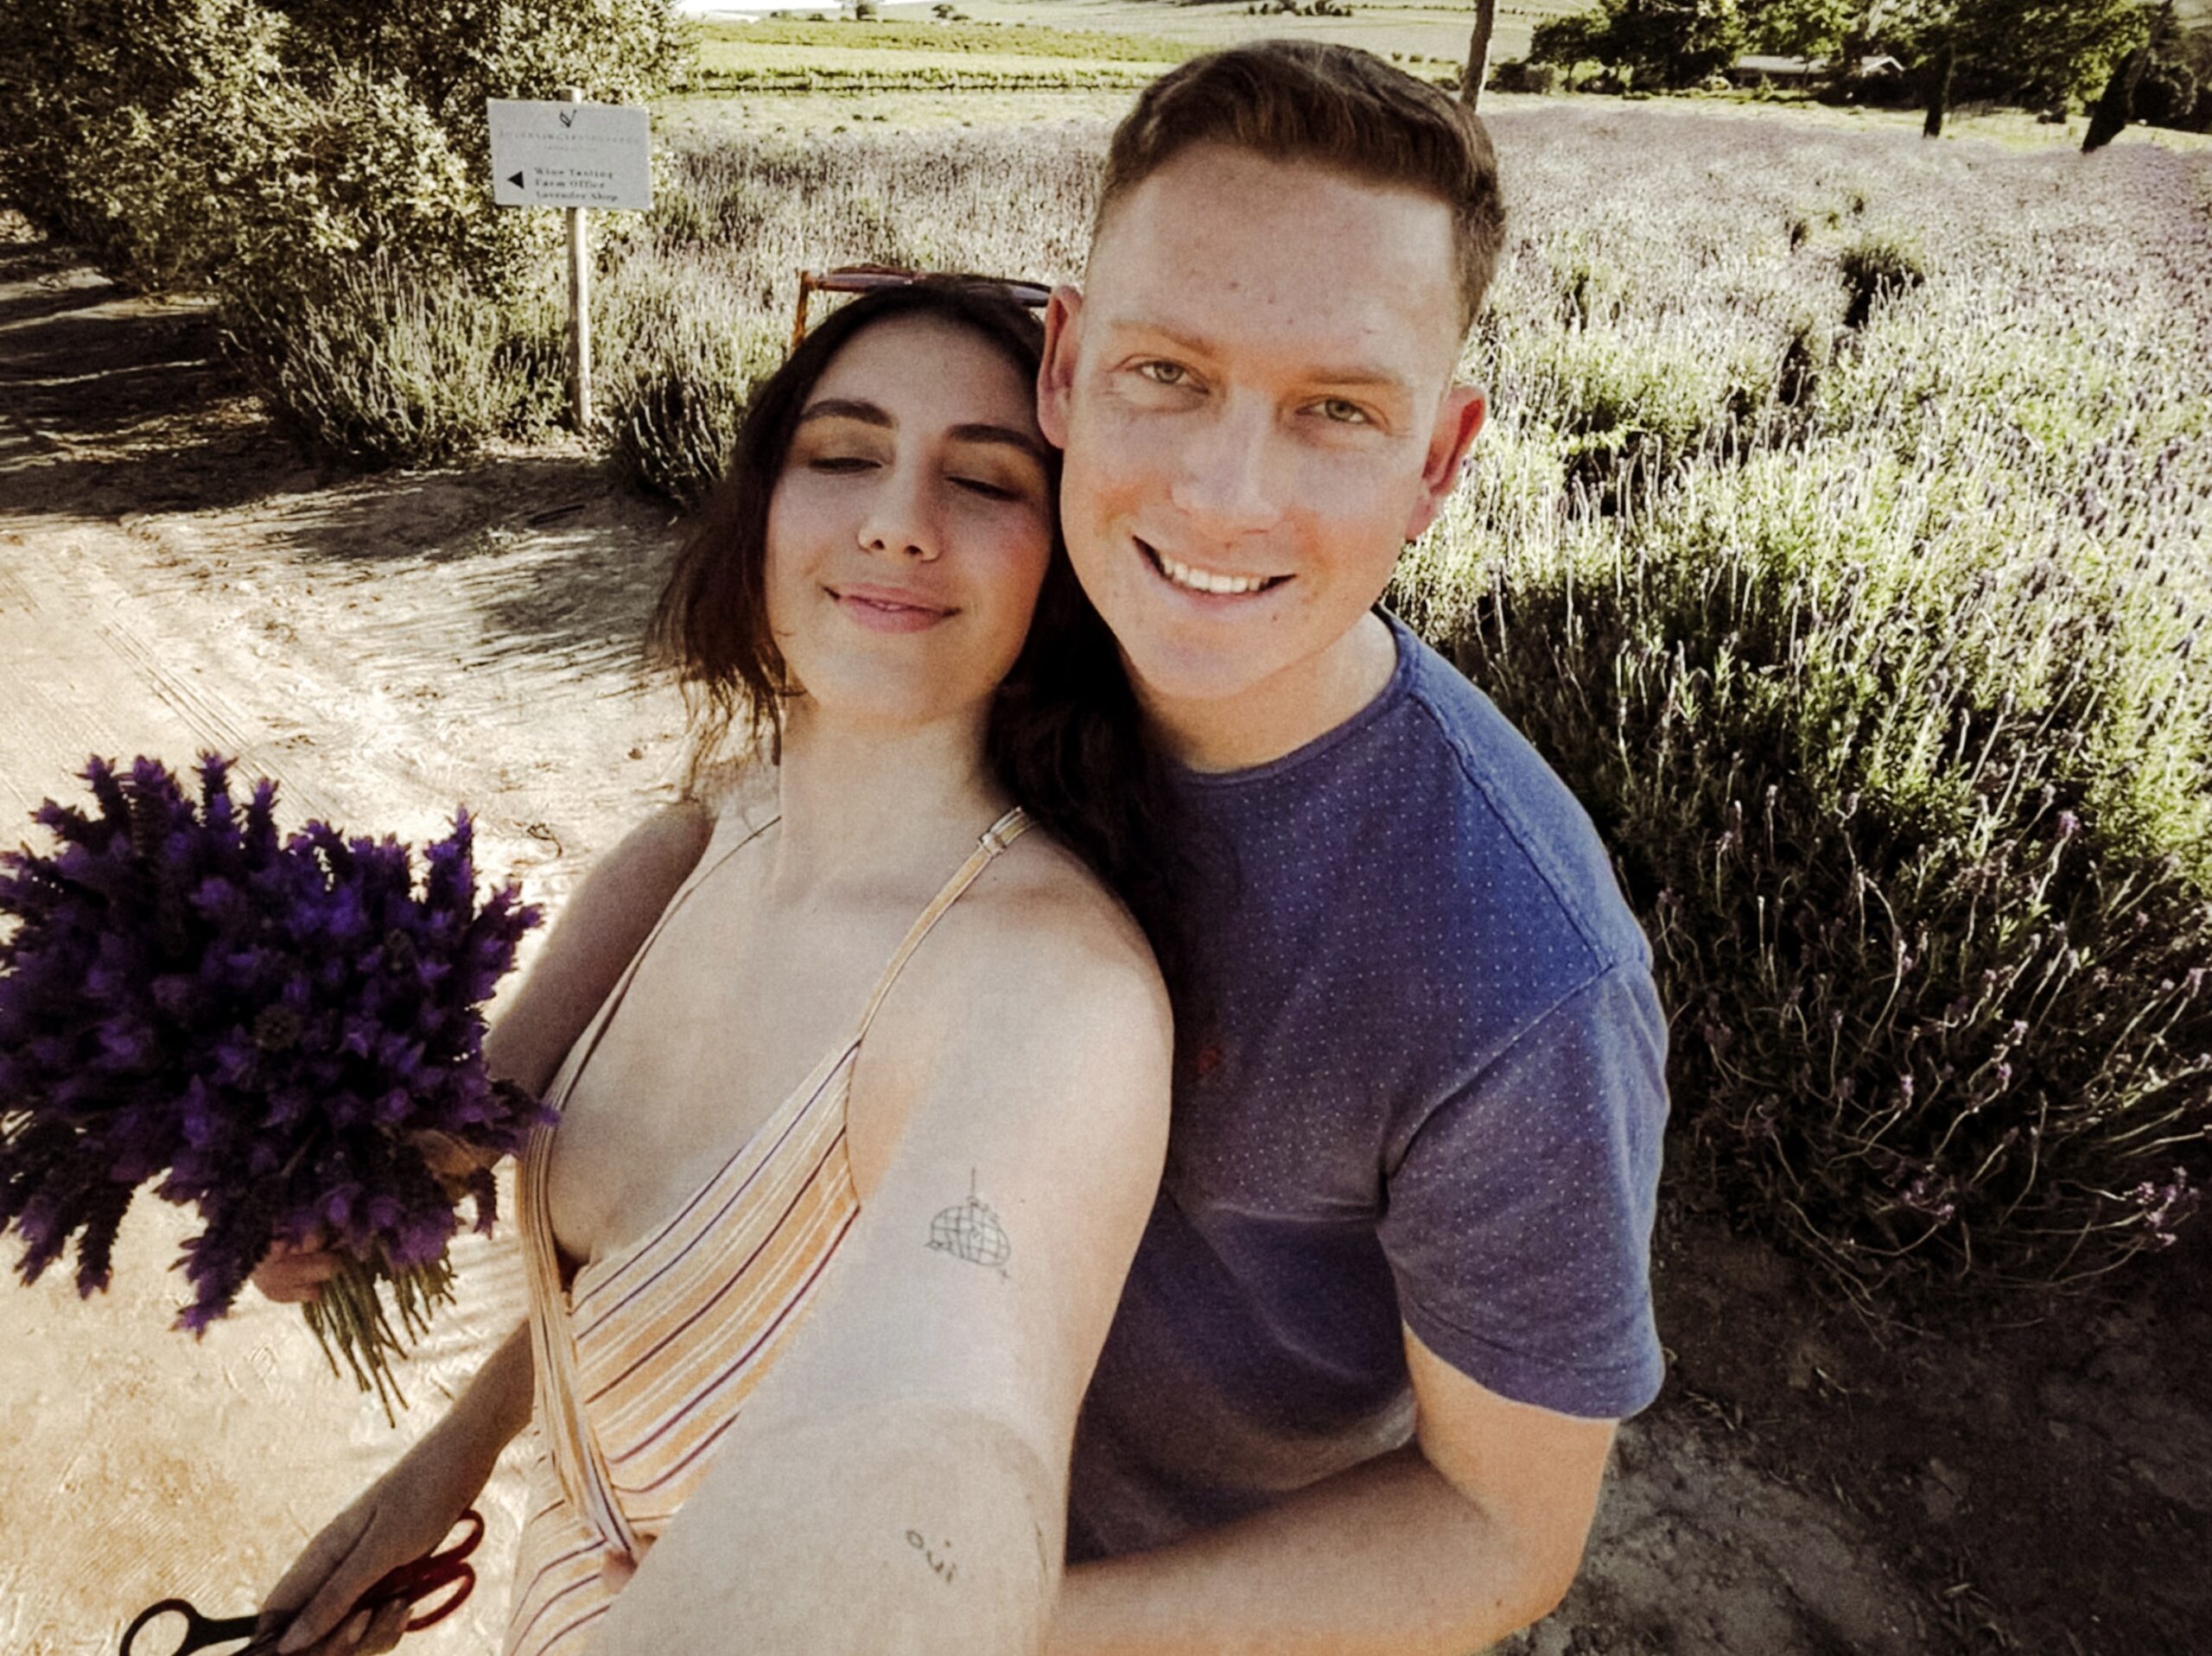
[{"left": 3, "top": 223, "right": 2207, "bottom": 1656}]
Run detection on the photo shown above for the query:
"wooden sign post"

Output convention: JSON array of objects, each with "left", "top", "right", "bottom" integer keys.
[
  {"left": 486, "top": 93, "right": 654, "bottom": 433},
  {"left": 564, "top": 88, "right": 592, "bottom": 430}
]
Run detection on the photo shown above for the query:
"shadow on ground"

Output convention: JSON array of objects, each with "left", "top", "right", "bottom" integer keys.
[
  {"left": 0, "top": 232, "right": 308, "bottom": 516},
  {"left": 256, "top": 458, "right": 682, "bottom": 683}
]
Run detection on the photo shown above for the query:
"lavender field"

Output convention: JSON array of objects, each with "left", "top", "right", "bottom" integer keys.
[
  {"left": 589, "top": 106, "right": 2212, "bottom": 1303},
  {"left": 6, "top": 100, "right": 2210, "bottom": 1655}
]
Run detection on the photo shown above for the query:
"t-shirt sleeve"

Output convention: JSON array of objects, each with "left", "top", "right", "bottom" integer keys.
[{"left": 1377, "top": 958, "right": 1669, "bottom": 1420}]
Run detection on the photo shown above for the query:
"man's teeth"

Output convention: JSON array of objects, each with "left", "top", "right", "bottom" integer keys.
[{"left": 1155, "top": 551, "right": 1273, "bottom": 596}]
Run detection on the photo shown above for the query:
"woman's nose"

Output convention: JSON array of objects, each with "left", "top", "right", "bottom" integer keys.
[{"left": 858, "top": 472, "right": 940, "bottom": 562}]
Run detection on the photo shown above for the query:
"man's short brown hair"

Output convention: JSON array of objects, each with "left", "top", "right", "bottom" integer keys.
[{"left": 1095, "top": 40, "right": 1505, "bottom": 334}]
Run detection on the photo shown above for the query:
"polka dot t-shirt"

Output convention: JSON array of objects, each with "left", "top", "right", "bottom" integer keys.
[{"left": 1066, "top": 611, "right": 1669, "bottom": 1562}]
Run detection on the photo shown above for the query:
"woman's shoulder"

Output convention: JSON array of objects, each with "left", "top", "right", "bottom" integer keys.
[
  {"left": 995, "top": 825, "right": 1163, "bottom": 976},
  {"left": 911, "top": 823, "right": 1173, "bottom": 1059},
  {"left": 879, "top": 828, "right": 1171, "bottom": 1160}
]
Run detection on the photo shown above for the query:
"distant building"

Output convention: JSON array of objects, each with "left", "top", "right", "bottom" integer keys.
[
  {"left": 1727, "top": 54, "right": 1908, "bottom": 91},
  {"left": 1729, "top": 54, "right": 1821, "bottom": 87}
]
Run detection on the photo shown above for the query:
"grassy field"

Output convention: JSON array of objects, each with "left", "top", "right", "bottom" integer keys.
[
  {"left": 566, "top": 100, "right": 2212, "bottom": 1297},
  {"left": 953, "top": 0, "right": 1556, "bottom": 65}
]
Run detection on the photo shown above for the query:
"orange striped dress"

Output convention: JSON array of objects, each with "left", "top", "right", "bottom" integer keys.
[{"left": 502, "top": 803, "right": 1033, "bottom": 1656}]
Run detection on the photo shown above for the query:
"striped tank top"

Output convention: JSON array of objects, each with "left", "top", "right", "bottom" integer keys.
[{"left": 503, "top": 801, "right": 1033, "bottom": 1656}]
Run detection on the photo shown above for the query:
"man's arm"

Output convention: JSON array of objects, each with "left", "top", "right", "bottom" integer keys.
[
  {"left": 1045, "top": 1329, "right": 1616, "bottom": 1656},
  {"left": 589, "top": 898, "right": 1173, "bottom": 1656}
]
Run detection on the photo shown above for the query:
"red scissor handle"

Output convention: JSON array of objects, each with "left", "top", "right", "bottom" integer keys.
[
  {"left": 399, "top": 1566, "right": 475, "bottom": 1632},
  {"left": 359, "top": 1508, "right": 484, "bottom": 1629}
]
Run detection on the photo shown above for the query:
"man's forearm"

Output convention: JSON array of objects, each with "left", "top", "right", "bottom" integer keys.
[{"left": 1045, "top": 1447, "right": 1573, "bottom": 1656}]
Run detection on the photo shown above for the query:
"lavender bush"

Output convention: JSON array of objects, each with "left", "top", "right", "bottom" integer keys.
[
  {"left": 1396, "top": 111, "right": 2212, "bottom": 1303},
  {"left": 600, "top": 108, "right": 2211, "bottom": 1303},
  {"left": 0, "top": 754, "right": 544, "bottom": 1417}
]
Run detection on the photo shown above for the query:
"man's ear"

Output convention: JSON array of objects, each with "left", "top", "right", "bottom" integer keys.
[
  {"left": 1037, "top": 285, "right": 1084, "bottom": 452},
  {"left": 1403, "top": 384, "right": 1487, "bottom": 542}
]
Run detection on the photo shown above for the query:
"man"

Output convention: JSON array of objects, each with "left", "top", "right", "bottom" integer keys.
[
  {"left": 1028, "top": 42, "right": 1665, "bottom": 1653},
  {"left": 262, "top": 41, "right": 1664, "bottom": 1656}
]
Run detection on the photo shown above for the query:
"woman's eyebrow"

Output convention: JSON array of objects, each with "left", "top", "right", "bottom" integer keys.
[
  {"left": 797, "top": 397, "right": 892, "bottom": 428},
  {"left": 797, "top": 400, "right": 1044, "bottom": 466},
  {"left": 947, "top": 422, "right": 1049, "bottom": 464}
]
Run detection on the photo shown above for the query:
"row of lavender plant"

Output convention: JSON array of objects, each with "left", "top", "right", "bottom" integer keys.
[
  {"left": 1397, "top": 107, "right": 2210, "bottom": 1303},
  {"left": 591, "top": 110, "right": 2211, "bottom": 1303}
]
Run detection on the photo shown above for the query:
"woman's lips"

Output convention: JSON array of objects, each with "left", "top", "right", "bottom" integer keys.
[{"left": 830, "top": 584, "right": 957, "bottom": 633}]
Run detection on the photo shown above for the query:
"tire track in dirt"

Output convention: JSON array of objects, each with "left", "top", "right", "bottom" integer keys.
[{"left": 0, "top": 518, "right": 343, "bottom": 829}]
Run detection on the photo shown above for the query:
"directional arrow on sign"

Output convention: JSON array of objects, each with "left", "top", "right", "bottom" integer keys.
[{"left": 508, "top": 171, "right": 525, "bottom": 190}]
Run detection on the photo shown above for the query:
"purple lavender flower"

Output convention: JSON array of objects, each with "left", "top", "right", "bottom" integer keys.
[{"left": 0, "top": 753, "right": 543, "bottom": 1414}]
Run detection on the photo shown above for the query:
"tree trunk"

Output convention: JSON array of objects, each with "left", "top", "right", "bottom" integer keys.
[
  {"left": 1463, "top": 0, "right": 1498, "bottom": 108},
  {"left": 2083, "top": 48, "right": 2148, "bottom": 152},
  {"left": 1922, "top": 39, "right": 1955, "bottom": 138}
]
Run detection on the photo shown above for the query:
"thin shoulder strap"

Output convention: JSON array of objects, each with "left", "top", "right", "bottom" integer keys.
[
  {"left": 520, "top": 801, "right": 777, "bottom": 1562},
  {"left": 536, "top": 805, "right": 780, "bottom": 1120},
  {"left": 851, "top": 805, "right": 1032, "bottom": 1044}
]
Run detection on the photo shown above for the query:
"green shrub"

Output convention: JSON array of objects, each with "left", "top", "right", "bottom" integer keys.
[
  {"left": 224, "top": 257, "right": 548, "bottom": 467},
  {"left": 1, "top": 0, "right": 687, "bottom": 303},
  {"left": 1490, "top": 59, "right": 1560, "bottom": 96},
  {"left": 0, "top": 0, "right": 292, "bottom": 289},
  {"left": 599, "top": 270, "right": 784, "bottom": 508},
  {"left": 1397, "top": 447, "right": 2212, "bottom": 1306},
  {"left": 1838, "top": 231, "right": 1928, "bottom": 329}
]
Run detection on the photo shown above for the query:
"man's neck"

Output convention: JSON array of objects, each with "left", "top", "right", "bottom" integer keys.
[{"left": 1140, "top": 611, "right": 1400, "bottom": 775}]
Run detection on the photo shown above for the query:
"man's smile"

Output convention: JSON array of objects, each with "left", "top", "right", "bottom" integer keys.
[{"left": 1136, "top": 536, "right": 1292, "bottom": 599}]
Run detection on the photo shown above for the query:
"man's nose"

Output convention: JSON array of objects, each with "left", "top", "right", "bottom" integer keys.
[
  {"left": 857, "top": 466, "right": 940, "bottom": 561},
  {"left": 1169, "top": 399, "right": 1281, "bottom": 536}
]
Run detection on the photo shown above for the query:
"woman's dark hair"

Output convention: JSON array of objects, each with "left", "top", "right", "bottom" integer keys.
[{"left": 649, "top": 278, "right": 1179, "bottom": 970}]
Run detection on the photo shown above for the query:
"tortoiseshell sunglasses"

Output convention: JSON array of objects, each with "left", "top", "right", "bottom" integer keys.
[{"left": 790, "top": 263, "right": 1052, "bottom": 351}]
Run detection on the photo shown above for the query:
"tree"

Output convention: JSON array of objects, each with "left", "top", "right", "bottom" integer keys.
[
  {"left": 1923, "top": 33, "right": 1954, "bottom": 135},
  {"left": 2083, "top": 41, "right": 2148, "bottom": 148},
  {"left": 1740, "top": 0, "right": 1858, "bottom": 60},
  {"left": 1464, "top": 0, "right": 1499, "bottom": 107},
  {"left": 1527, "top": 0, "right": 1749, "bottom": 89}
]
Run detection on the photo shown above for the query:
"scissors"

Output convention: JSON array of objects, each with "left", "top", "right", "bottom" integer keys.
[{"left": 118, "top": 1508, "right": 483, "bottom": 1656}]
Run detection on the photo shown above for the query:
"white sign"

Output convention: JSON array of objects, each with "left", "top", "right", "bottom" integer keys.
[{"left": 487, "top": 99, "right": 653, "bottom": 211}]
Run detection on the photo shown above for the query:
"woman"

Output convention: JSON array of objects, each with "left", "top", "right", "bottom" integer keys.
[{"left": 254, "top": 281, "right": 1173, "bottom": 1656}]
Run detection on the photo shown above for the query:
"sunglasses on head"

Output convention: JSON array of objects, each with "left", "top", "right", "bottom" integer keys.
[{"left": 791, "top": 263, "right": 1053, "bottom": 350}]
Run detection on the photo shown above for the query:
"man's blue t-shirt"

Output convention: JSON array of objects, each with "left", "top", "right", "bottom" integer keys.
[{"left": 1065, "top": 612, "right": 1669, "bottom": 1561}]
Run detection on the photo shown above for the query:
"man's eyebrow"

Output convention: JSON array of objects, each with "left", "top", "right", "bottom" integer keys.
[{"left": 1096, "top": 315, "right": 1413, "bottom": 395}]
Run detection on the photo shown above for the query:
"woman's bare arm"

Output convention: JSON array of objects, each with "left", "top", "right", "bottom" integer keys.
[
  {"left": 589, "top": 876, "right": 1173, "bottom": 1656},
  {"left": 481, "top": 799, "right": 718, "bottom": 1096},
  {"left": 257, "top": 801, "right": 720, "bottom": 1653}
]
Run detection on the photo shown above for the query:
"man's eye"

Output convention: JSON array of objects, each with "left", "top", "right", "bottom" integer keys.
[
  {"left": 1136, "top": 360, "right": 1190, "bottom": 387},
  {"left": 951, "top": 476, "right": 1018, "bottom": 500},
  {"left": 808, "top": 455, "right": 876, "bottom": 473},
  {"left": 1317, "top": 398, "right": 1371, "bottom": 426}
]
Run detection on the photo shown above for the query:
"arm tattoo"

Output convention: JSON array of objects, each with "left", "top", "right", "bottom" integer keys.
[
  {"left": 906, "top": 1529, "right": 958, "bottom": 1585},
  {"left": 926, "top": 1170, "right": 1011, "bottom": 1277}
]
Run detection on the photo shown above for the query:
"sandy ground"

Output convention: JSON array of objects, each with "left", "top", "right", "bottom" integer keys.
[{"left": 3, "top": 225, "right": 2209, "bottom": 1656}]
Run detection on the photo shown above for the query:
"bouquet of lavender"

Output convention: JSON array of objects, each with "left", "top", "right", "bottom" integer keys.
[{"left": 0, "top": 753, "right": 545, "bottom": 1421}]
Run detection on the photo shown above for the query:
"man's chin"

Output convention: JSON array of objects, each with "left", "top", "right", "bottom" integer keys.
[{"left": 1122, "top": 645, "right": 1283, "bottom": 728}]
